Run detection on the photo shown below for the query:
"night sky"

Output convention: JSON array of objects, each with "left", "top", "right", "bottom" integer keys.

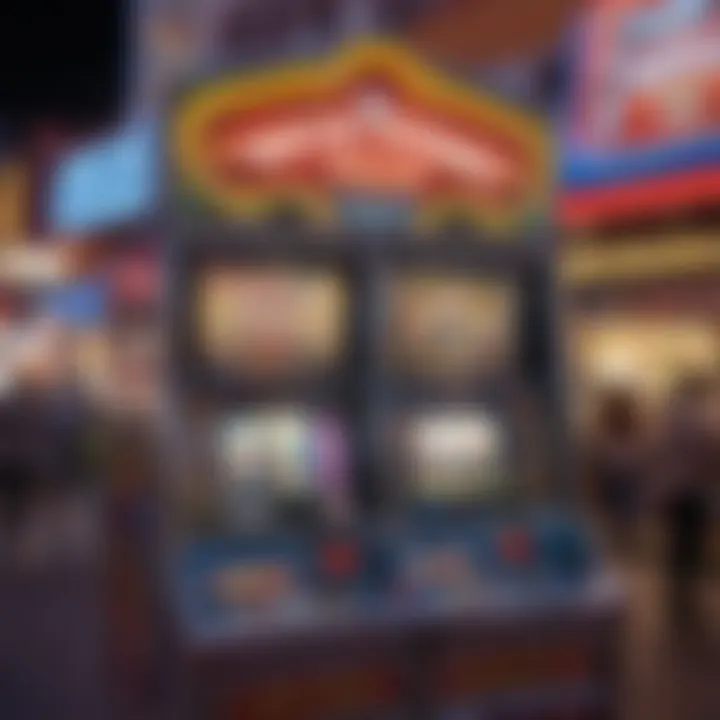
[
  {"left": 0, "top": 0, "right": 123, "bottom": 141},
  {"left": 0, "top": 0, "right": 568, "bottom": 144}
]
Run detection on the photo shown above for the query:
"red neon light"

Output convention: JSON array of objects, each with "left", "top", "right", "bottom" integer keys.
[
  {"left": 201, "top": 83, "right": 530, "bottom": 202},
  {"left": 560, "top": 167, "right": 720, "bottom": 228}
]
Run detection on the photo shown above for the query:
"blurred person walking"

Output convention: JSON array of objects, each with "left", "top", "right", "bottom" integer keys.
[
  {"left": 0, "top": 398, "right": 37, "bottom": 562},
  {"left": 103, "top": 322, "right": 166, "bottom": 713},
  {"left": 659, "top": 376, "right": 717, "bottom": 630},
  {"left": 587, "top": 388, "right": 649, "bottom": 560},
  {"left": 42, "top": 323, "right": 99, "bottom": 561},
  {"left": 0, "top": 320, "right": 97, "bottom": 566},
  {"left": 0, "top": 346, "right": 55, "bottom": 565}
]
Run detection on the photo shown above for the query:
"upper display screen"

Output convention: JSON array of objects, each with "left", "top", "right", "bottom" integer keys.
[
  {"left": 196, "top": 267, "right": 347, "bottom": 380},
  {"left": 386, "top": 274, "right": 517, "bottom": 383}
]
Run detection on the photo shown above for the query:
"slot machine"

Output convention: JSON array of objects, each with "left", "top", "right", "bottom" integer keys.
[
  {"left": 167, "top": 242, "right": 412, "bottom": 718},
  {"left": 164, "top": 41, "right": 624, "bottom": 720},
  {"left": 373, "top": 248, "right": 620, "bottom": 720}
]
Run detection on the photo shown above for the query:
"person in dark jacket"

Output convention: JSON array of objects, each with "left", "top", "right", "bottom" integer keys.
[
  {"left": 0, "top": 321, "right": 92, "bottom": 563},
  {"left": 0, "top": 371, "right": 53, "bottom": 561},
  {"left": 0, "top": 407, "right": 36, "bottom": 548},
  {"left": 587, "top": 388, "right": 649, "bottom": 559},
  {"left": 661, "top": 375, "right": 717, "bottom": 629}
]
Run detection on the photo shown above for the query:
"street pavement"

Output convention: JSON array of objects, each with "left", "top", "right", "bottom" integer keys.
[
  {"left": 620, "top": 563, "right": 720, "bottom": 720},
  {"left": 0, "top": 565, "right": 108, "bottom": 720}
]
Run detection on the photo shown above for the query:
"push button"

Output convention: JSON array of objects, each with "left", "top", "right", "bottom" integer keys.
[
  {"left": 497, "top": 527, "right": 534, "bottom": 567},
  {"left": 320, "top": 540, "right": 361, "bottom": 580}
]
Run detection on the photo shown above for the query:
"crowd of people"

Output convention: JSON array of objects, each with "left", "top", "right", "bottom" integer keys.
[
  {"left": 587, "top": 376, "right": 718, "bottom": 629},
  {"left": 0, "top": 317, "right": 157, "bottom": 567},
  {"left": 0, "top": 322, "right": 97, "bottom": 565}
]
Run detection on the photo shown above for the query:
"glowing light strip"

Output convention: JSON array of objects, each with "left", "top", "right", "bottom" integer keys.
[
  {"left": 560, "top": 167, "right": 720, "bottom": 228},
  {"left": 562, "top": 232, "right": 720, "bottom": 284}
]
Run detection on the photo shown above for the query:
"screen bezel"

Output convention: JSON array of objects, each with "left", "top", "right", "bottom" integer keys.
[{"left": 173, "top": 243, "right": 357, "bottom": 403}]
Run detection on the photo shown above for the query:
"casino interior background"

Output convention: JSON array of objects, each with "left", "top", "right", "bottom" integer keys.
[{"left": 0, "top": 1, "right": 718, "bottom": 720}]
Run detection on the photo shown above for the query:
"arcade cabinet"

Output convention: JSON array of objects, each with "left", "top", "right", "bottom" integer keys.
[{"left": 164, "top": 42, "right": 624, "bottom": 720}]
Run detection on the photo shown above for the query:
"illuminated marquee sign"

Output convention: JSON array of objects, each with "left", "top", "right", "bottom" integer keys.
[
  {"left": 171, "top": 41, "right": 549, "bottom": 232},
  {"left": 561, "top": 0, "right": 720, "bottom": 228}
]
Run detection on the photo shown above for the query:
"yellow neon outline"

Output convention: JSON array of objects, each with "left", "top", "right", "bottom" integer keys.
[{"left": 171, "top": 40, "right": 550, "bottom": 229}]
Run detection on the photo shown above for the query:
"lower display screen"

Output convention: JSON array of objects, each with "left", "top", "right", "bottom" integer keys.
[
  {"left": 215, "top": 409, "right": 351, "bottom": 530},
  {"left": 403, "top": 410, "right": 506, "bottom": 505}
]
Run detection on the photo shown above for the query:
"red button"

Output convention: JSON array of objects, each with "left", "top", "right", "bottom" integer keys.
[
  {"left": 498, "top": 529, "right": 533, "bottom": 566},
  {"left": 321, "top": 541, "right": 360, "bottom": 578}
]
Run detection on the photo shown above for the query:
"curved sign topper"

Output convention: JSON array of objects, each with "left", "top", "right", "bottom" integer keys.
[{"left": 171, "top": 41, "right": 549, "bottom": 232}]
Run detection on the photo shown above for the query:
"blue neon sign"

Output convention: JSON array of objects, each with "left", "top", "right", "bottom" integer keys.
[{"left": 50, "top": 121, "right": 158, "bottom": 234}]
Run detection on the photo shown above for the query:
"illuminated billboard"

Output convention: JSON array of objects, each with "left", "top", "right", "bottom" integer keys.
[{"left": 561, "top": 0, "right": 720, "bottom": 227}]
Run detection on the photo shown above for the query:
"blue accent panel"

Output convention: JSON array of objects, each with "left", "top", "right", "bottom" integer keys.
[
  {"left": 41, "top": 280, "right": 107, "bottom": 328},
  {"left": 49, "top": 120, "right": 158, "bottom": 233},
  {"left": 176, "top": 535, "right": 314, "bottom": 632},
  {"left": 338, "top": 194, "right": 415, "bottom": 230},
  {"left": 561, "top": 134, "right": 720, "bottom": 189}
]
